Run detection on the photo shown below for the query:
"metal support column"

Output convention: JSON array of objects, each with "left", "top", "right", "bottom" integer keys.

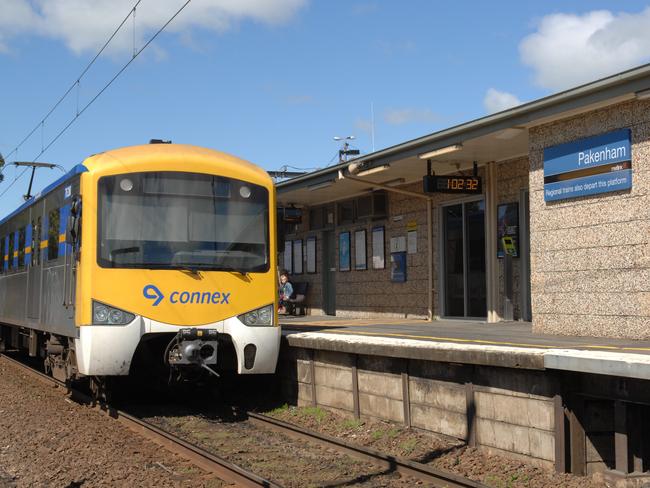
[{"left": 485, "top": 161, "right": 499, "bottom": 322}]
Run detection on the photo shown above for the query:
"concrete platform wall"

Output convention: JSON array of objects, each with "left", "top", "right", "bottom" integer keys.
[{"left": 278, "top": 345, "right": 558, "bottom": 469}]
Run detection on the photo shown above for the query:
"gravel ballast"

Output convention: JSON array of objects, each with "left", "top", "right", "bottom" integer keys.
[{"left": 0, "top": 356, "right": 220, "bottom": 487}]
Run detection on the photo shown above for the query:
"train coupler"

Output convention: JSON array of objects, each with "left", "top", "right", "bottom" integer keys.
[{"left": 165, "top": 328, "right": 219, "bottom": 374}]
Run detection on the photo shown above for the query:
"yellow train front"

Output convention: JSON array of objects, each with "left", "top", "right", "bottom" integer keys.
[{"left": 0, "top": 143, "right": 281, "bottom": 382}]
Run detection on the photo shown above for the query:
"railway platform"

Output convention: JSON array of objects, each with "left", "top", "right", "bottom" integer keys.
[
  {"left": 276, "top": 316, "right": 650, "bottom": 481},
  {"left": 280, "top": 316, "right": 650, "bottom": 380}
]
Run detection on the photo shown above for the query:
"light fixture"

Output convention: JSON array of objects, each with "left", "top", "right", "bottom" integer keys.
[
  {"left": 308, "top": 180, "right": 334, "bottom": 191},
  {"left": 635, "top": 88, "right": 650, "bottom": 100},
  {"left": 418, "top": 143, "right": 463, "bottom": 159},
  {"left": 356, "top": 164, "right": 390, "bottom": 177}
]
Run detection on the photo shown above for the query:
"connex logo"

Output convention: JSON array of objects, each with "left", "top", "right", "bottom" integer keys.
[
  {"left": 143, "top": 284, "right": 164, "bottom": 306},
  {"left": 143, "top": 284, "right": 231, "bottom": 306}
]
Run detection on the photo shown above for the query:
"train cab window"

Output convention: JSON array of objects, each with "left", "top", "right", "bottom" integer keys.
[
  {"left": 7, "top": 234, "right": 14, "bottom": 270},
  {"left": 98, "top": 172, "right": 270, "bottom": 272},
  {"left": 48, "top": 209, "right": 60, "bottom": 261},
  {"left": 17, "top": 227, "right": 25, "bottom": 268}
]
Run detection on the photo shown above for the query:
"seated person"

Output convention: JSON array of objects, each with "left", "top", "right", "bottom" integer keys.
[{"left": 278, "top": 269, "right": 294, "bottom": 314}]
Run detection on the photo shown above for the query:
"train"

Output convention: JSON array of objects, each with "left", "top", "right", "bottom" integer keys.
[{"left": 0, "top": 142, "right": 281, "bottom": 392}]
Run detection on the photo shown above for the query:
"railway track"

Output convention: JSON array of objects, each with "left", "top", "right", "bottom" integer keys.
[
  {"left": 0, "top": 353, "right": 278, "bottom": 488},
  {"left": 2, "top": 352, "right": 486, "bottom": 488},
  {"left": 247, "top": 412, "right": 485, "bottom": 488}
]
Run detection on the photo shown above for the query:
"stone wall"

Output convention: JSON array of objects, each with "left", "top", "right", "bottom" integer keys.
[
  {"left": 278, "top": 344, "right": 558, "bottom": 469},
  {"left": 529, "top": 99, "right": 650, "bottom": 338}
]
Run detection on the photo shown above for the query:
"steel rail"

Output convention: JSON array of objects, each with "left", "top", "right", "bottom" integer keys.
[
  {"left": 247, "top": 412, "right": 487, "bottom": 488},
  {"left": 0, "top": 353, "right": 279, "bottom": 488}
]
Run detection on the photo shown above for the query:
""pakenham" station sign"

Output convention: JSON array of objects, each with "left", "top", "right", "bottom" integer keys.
[{"left": 543, "top": 128, "right": 632, "bottom": 202}]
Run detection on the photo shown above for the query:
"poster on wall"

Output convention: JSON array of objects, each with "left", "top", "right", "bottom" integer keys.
[
  {"left": 293, "top": 239, "right": 303, "bottom": 274},
  {"left": 497, "top": 203, "right": 519, "bottom": 258},
  {"left": 283, "top": 240, "right": 292, "bottom": 273},
  {"left": 390, "top": 252, "right": 407, "bottom": 282},
  {"left": 371, "top": 226, "right": 385, "bottom": 269},
  {"left": 339, "top": 231, "right": 350, "bottom": 271},
  {"left": 407, "top": 230, "right": 417, "bottom": 254},
  {"left": 354, "top": 230, "right": 367, "bottom": 270},
  {"left": 543, "top": 128, "right": 632, "bottom": 202},
  {"left": 306, "top": 236, "right": 316, "bottom": 273}
]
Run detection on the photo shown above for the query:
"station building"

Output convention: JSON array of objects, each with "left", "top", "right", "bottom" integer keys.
[{"left": 276, "top": 64, "right": 650, "bottom": 340}]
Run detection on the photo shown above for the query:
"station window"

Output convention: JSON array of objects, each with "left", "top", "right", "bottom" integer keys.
[
  {"left": 48, "top": 209, "right": 60, "bottom": 261},
  {"left": 337, "top": 200, "right": 354, "bottom": 225},
  {"left": 7, "top": 234, "right": 14, "bottom": 270},
  {"left": 17, "top": 227, "right": 25, "bottom": 268}
]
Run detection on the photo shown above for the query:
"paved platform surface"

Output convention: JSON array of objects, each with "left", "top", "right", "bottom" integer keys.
[
  {"left": 280, "top": 316, "right": 650, "bottom": 380},
  {"left": 280, "top": 315, "right": 650, "bottom": 353}
]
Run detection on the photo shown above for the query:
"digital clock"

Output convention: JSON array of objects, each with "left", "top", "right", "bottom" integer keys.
[{"left": 423, "top": 175, "right": 482, "bottom": 194}]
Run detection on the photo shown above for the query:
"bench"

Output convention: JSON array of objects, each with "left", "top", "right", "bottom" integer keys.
[{"left": 288, "top": 282, "right": 309, "bottom": 316}]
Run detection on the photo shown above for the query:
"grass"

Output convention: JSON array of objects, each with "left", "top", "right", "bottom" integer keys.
[
  {"left": 299, "top": 406, "right": 328, "bottom": 422},
  {"left": 399, "top": 438, "right": 418, "bottom": 455},
  {"left": 268, "top": 403, "right": 290, "bottom": 415},
  {"left": 483, "top": 472, "right": 530, "bottom": 488},
  {"left": 341, "top": 418, "right": 364, "bottom": 429}
]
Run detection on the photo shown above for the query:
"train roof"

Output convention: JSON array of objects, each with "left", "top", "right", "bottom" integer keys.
[
  {"left": 82, "top": 144, "right": 270, "bottom": 183},
  {"left": 0, "top": 144, "right": 271, "bottom": 227}
]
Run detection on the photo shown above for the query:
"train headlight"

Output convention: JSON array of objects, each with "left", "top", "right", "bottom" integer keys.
[
  {"left": 238, "top": 304, "right": 274, "bottom": 327},
  {"left": 94, "top": 304, "right": 109, "bottom": 323},
  {"left": 93, "top": 301, "right": 135, "bottom": 325}
]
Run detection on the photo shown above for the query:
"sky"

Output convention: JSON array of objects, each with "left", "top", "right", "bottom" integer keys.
[{"left": 1, "top": 1, "right": 650, "bottom": 215}]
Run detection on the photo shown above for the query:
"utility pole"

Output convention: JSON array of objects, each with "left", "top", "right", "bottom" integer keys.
[{"left": 334, "top": 135, "right": 359, "bottom": 163}]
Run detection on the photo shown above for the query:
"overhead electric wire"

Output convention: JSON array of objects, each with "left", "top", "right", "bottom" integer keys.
[
  {"left": 3, "top": 0, "right": 143, "bottom": 163},
  {"left": 0, "top": 0, "right": 193, "bottom": 199}
]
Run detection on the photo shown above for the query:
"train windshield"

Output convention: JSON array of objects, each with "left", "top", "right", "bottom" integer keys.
[{"left": 98, "top": 172, "right": 270, "bottom": 272}]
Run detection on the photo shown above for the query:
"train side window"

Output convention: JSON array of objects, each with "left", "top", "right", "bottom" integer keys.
[
  {"left": 48, "top": 209, "right": 60, "bottom": 261},
  {"left": 32, "top": 218, "right": 40, "bottom": 267},
  {"left": 7, "top": 233, "right": 14, "bottom": 270},
  {"left": 0, "top": 237, "right": 4, "bottom": 274},
  {"left": 17, "top": 227, "right": 25, "bottom": 268}
]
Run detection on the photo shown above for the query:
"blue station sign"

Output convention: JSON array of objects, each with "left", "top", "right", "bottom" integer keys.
[{"left": 543, "top": 128, "right": 632, "bottom": 201}]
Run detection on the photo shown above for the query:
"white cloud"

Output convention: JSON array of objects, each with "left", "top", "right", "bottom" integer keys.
[
  {"left": 520, "top": 8, "right": 650, "bottom": 91},
  {"left": 383, "top": 108, "right": 439, "bottom": 125},
  {"left": 354, "top": 118, "right": 372, "bottom": 134},
  {"left": 483, "top": 88, "right": 522, "bottom": 114},
  {"left": 0, "top": 0, "right": 306, "bottom": 56}
]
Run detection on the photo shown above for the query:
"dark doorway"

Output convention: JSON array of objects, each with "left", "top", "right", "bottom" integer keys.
[{"left": 443, "top": 200, "right": 486, "bottom": 318}]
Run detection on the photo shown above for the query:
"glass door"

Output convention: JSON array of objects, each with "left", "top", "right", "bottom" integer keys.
[{"left": 443, "top": 200, "right": 486, "bottom": 318}]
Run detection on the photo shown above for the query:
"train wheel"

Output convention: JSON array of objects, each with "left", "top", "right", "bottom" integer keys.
[{"left": 89, "top": 376, "right": 112, "bottom": 404}]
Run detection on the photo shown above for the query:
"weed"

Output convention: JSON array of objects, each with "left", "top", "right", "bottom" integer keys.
[
  {"left": 269, "top": 403, "right": 290, "bottom": 415},
  {"left": 300, "top": 406, "right": 327, "bottom": 422},
  {"left": 371, "top": 430, "right": 384, "bottom": 440},
  {"left": 399, "top": 438, "right": 418, "bottom": 454},
  {"left": 386, "top": 428, "right": 400, "bottom": 438},
  {"left": 341, "top": 418, "right": 363, "bottom": 429}
]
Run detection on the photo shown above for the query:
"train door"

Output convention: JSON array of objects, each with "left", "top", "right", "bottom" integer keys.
[{"left": 27, "top": 208, "right": 43, "bottom": 320}]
